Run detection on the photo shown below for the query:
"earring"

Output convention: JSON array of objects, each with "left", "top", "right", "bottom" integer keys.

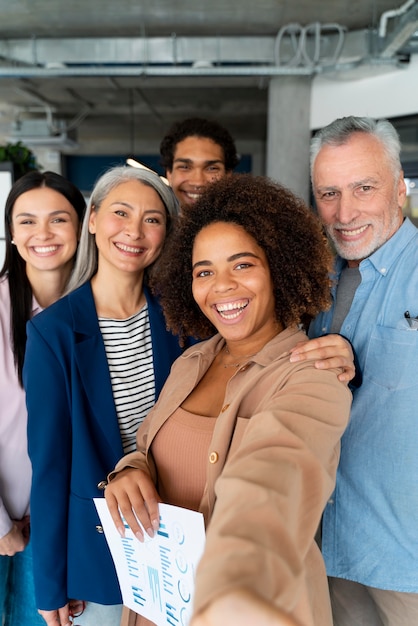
[{"left": 11, "top": 240, "right": 15, "bottom": 245}]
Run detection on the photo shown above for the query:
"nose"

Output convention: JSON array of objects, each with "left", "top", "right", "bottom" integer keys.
[
  {"left": 213, "top": 270, "right": 236, "bottom": 293},
  {"left": 336, "top": 192, "right": 360, "bottom": 224},
  {"left": 188, "top": 168, "right": 206, "bottom": 189},
  {"left": 34, "top": 221, "right": 53, "bottom": 240},
  {"left": 125, "top": 217, "right": 144, "bottom": 239}
]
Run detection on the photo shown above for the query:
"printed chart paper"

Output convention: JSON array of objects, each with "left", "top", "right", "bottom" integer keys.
[{"left": 94, "top": 499, "right": 205, "bottom": 626}]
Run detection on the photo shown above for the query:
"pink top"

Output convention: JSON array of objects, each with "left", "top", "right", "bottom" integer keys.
[
  {"left": 151, "top": 406, "right": 215, "bottom": 511},
  {"left": 0, "top": 276, "right": 41, "bottom": 537}
]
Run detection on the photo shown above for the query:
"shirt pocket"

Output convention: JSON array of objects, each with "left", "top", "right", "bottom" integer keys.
[{"left": 363, "top": 325, "right": 418, "bottom": 390}]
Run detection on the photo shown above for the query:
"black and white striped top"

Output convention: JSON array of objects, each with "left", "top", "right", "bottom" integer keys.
[{"left": 98, "top": 304, "right": 155, "bottom": 454}]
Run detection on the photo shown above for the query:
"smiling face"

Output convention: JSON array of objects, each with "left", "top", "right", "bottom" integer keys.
[
  {"left": 11, "top": 186, "right": 80, "bottom": 278},
  {"left": 192, "top": 221, "right": 278, "bottom": 351},
  {"left": 89, "top": 180, "right": 167, "bottom": 278},
  {"left": 166, "top": 136, "right": 228, "bottom": 207},
  {"left": 312, "top": 132, "right": 406, "bottom": 266}
]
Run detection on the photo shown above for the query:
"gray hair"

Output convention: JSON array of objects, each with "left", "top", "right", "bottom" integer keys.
[
  {"left": 65, "top": 165, "right": 179, "bottom": 294},
  {"left": 310, "top": 116, "right": 402, "bottom": 180}
]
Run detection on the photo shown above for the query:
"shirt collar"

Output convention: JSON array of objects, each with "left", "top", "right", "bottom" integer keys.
[
  {"left": 31, "top": 293, "right": 42, "bottom": 316},
  {"left": 181, "top": 326, "right": 306, "bottom": 367}
]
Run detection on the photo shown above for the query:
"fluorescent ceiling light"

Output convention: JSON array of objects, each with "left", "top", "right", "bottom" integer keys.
[{"left": 126, "top": 158, "right": 169, "bottom": 185}]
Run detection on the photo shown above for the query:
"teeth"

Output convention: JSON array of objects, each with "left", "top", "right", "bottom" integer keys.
[
  {"left": 216, "top": 301, "right": 248, "bottom": 312},
  {"left": 186, "top": 193, "right": 201, "bottom": 200},
  {"left": 218, "top": 309, "right": 243, "bottom": 319},
  {"left": 33, "top": 245, "right": 59, "bottom": 253},
  {"left": 216, "top": 301, "right": 248, "bottom": 318},
  {"left": 339, "top": 225, "right": 368, "bottom": 237},
  {"left": 116, "top": 243, "right": 144, "bottom": 253}
]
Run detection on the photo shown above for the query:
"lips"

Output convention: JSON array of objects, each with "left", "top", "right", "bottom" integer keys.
[
  {"left": 215, "top": 299, "right": 249, "bottom": 319},
  {"left": 184, "top": 191, "right": 203, "bottom": 202},
  {"left": 336, "top": 224, "right": 368, "bottom": 238},
  {"left": 114, "top": 242, "right": 145, "bottom": 254},
  {"left": 32, "top": 245, "right": 60, "bottom": 254}
]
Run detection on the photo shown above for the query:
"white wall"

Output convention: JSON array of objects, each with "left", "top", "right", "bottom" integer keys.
[
  {"left": 0, "top": 168, "right": 13, "bottom": 267},
  {"left": 310, "top": 54, "right": 418, "bottom": 130}
]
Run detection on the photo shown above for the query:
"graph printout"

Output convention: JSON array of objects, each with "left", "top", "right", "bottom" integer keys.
[{"left": 94, "top": 499, "right": 206, "bottom": 626}]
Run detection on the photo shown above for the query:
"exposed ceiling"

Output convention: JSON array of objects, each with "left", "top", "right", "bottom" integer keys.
[
  {"left": 0, "top": 0, "right": 417, "bottom": 153},
  {"left": 0, "top": 0, "right": 406, "bottom": 38}
]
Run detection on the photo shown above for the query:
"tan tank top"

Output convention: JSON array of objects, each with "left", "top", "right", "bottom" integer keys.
[{"left": 150, "top": 406, "right": 216, "bottom": 511}]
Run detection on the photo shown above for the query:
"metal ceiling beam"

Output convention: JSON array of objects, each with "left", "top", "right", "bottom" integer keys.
[
  {"left": 0, "top": 29, "right": 377, "bottom": 77},
  {"left": 0, "top": 24, "right": 413, "bottom": 82}
]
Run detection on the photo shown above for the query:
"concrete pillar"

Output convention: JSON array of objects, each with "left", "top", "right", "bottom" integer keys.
[{"left": 266, "top": 76, "right": 312, "bottom": 203}]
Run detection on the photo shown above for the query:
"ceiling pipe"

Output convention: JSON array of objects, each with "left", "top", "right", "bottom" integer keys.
[
  {"left": 0, "top": 65, "right": 315, "bottom": 78},
  {"left": 0, "top": 60, "right": 393, "bottom": 79},
  {"left": 379, "top": 0, "right": 417, "bottom": 37}
]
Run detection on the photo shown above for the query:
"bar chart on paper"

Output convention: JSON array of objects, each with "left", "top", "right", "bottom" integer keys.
[{"left": 94, "top": 499, "right": 206, "bottom": 626}]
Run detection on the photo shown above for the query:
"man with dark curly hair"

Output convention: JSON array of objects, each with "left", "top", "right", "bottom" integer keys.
[
  {"left": 105, "top": 174, "right": 352, "bottom": 626},
  {"left": 159, "top": 117, "right": 239, "bottom": 208}
]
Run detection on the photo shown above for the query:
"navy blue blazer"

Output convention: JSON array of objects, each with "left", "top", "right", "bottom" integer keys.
[{"left": 24, "top": 281, "right": 186, "bottom": 610}]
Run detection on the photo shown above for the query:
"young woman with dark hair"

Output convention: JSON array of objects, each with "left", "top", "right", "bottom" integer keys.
[{"left": 0, "top": 170, "right": 86, "bottom": 625}]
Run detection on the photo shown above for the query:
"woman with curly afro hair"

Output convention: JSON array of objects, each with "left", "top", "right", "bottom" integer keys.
[
  {"left": 152, "top": 174, "right": 333, "bottom": 340},
  {"left": 105, "top": 174, "right": 353, "bottom": 626}
]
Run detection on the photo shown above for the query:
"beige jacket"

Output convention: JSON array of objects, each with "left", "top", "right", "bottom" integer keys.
[{"left": 114, "top": 327, "right": 352, "bottom": 626}]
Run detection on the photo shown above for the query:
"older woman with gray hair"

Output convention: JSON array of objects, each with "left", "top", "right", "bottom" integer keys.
[{"left": 23, "top": 166, "right": 187, "bottom": 626}]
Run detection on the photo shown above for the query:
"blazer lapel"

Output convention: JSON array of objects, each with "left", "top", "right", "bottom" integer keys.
[{"left": 69, "top": 283, "right": 124, "bottom": 459}]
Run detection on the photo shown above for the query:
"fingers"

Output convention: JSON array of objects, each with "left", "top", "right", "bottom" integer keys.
[
  {"left": 38, "top": 607, "right": 70, "bottom": 626},
  {"left": 68, "top": 599, "right": 86, "bottom": 617},
  {"left": 337, "top": 364, "right": 355, "bottom": 383},
  {"left": 290, "top": 335, "right": 351, "bottom": 361},
  {"left": 0, "top": 524, "right": 26, "bottom": 556},
  {"left": 105, "top": 468, "right": 160, "bottom": 541},
  {"left": 15, "top": 517, "right": 31, "bottom": 544},
  {"left": 315, "top": 356, "right": 355, "bottom": 383},
  {"left": 288, "top": 335, "right": 355, "bottom": 382}
]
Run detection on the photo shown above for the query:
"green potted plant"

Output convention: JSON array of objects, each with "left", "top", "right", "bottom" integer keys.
[{"left": 0, "top": 141, "right": 41, "bottom": 180}]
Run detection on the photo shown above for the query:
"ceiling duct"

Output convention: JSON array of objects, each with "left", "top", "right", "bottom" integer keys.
[{"left": 7, "top": 119, "right": 78, "bottom": 148}]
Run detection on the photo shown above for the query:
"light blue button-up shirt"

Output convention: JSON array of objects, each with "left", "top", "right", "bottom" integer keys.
[{"left": 309, "top": 218, "right": 418, "bottom": 592}]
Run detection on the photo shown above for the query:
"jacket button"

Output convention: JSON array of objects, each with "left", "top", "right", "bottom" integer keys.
[
  {"left": 97, "top": 480, "right": 108, "bottom": 490},
  {"left": 209, "top": 451, "right": 219, "bottom": 464},
  {"left": 221, "top": 404, "right": 230, "bottom": 412},
  {"left": 96, "top": 525, "right": 104, "bottom": 533}
]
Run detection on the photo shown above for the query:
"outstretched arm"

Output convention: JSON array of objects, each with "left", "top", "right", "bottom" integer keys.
[{"left": 191, "top": 589, "right": 301, "bottom": 626}]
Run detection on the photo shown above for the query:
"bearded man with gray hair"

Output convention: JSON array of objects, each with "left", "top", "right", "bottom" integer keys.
[{"left": 306, "top": 116, "right": 418, "bottom": 625}]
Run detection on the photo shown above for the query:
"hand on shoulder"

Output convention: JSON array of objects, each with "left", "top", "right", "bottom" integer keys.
[{"left": 289, "top": 334, "right": 355, "bottom": 383}]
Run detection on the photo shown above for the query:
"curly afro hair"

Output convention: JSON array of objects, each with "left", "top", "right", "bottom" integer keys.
[{"left": 151, "top": 174, "right": 333, "bottom": 342}]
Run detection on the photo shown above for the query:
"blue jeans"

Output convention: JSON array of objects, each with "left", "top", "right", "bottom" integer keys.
[
  {"left": 79, "top": 601, "right": 123, "bottom": 626},
  {"left": 0, "top": 541, "right": 45, "bottom": 626}
]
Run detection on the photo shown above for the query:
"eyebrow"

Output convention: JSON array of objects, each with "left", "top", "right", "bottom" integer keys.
[
  {"left": 315, "top": 177, "right": 379, "bottom": 193},
  {"left": 110, "top": 202, "right": 165, "bottom": 214},
  {"left": 192, "top": 251, "right": 260, "bottom": 271},
  {"left": 14, "top": 209, "right": 73, "bottom": 219},
  {"left": 173, "top": 157, "right": 225, "bottom": 167},
  {"left": 349, "top": 177, "right": 379, "bottom": 188}
]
